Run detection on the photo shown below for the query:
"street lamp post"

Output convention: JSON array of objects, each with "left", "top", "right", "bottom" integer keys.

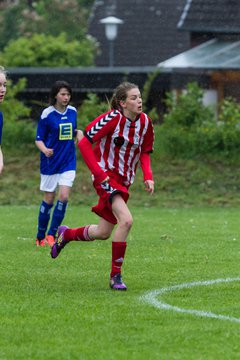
[{"left": 100, "top": 16, "right": 123, "bottom": 67}]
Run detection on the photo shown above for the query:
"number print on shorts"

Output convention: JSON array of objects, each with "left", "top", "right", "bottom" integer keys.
[{"left": 59, "top": 123, "right": 73, "bottom": 140}]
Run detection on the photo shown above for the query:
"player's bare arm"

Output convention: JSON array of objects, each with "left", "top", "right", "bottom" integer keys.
[
  {"left": 75, "top": 129, "right": 84, "bottom": 144},
  {"left": 0, "top": 147, "right": 3, "bottom": 174},
  {"left": 35, "top": 140, "right": 54, "bottom": 157}
]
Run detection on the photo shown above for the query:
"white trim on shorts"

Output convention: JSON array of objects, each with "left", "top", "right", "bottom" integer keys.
[{"left": 40, "top": 170, "right": 76, "bottom": 192}]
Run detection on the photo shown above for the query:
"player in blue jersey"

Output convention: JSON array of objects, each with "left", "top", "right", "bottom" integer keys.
[
  {"left": 35, "top": 80, "right": 82, "bottom": 247},
  {"left": 0, "top": 66, "right": 7, "bottom": 175}
]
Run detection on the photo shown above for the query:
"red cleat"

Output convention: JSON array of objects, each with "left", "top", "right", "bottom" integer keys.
[
  {"left": 36, "top": 239, "right": 45, "bottom": 247},
  {"left": 45, "top": 235, "right": 55, "bottom": 247}
]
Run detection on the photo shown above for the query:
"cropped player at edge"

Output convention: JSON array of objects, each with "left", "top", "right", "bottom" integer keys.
[
  {"left": 51, "top": 82, "right": 154, "bottom": 290},
  {"left": 35, "top": 80, "right": 82, "bottom": 247},
  {"left": 0, "top": 66, "right": 7, "bottom": 175}
]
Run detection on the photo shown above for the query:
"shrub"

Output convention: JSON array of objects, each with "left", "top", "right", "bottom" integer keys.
[
  {"left": 219, "top": 97, "right": 240, "bottom": 126},
  {"left": 158, "top": 82, "right": 215, "bottom": 158},
  {"left": 142, "top": 71, "right": 160, "bottom": 123},
  {"left": 157, "top": 84, "right": 240, "bottom": 160},
  {"left": 163, "top": 82, "right": 213, "bottom": 127},
  {"left": 1, "top": 78, "right": 35, "bottom": 152},
  {"left": 78, "top": 93, "right": 109, "bottom": 129},
  {"left": 218, "top": 98, "right": 240, "bottom": 154}
]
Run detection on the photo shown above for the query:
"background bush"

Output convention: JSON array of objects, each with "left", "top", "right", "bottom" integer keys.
[
  {"left": 78, "top": 93, "right": 109, "bottom": 129},
  {"left": 1, "top": 78, "right": 35, "bottom": 152},
  {"left": 158, "top": 82, "right": 240, "bottom": 160},
  {"left": 3, "top": 80, "right": 240, "bottom": 161}
]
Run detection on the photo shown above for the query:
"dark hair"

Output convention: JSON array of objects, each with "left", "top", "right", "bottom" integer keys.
[
  {"left": 49, "top": 80, "right": 72, "bottom": 105},
  {"left": 110, "top": 82, "right": 139, "bottom": 110}
]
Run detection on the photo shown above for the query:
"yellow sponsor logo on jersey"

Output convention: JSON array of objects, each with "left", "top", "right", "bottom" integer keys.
[{"left": 59, "top": 123, "right": 73, "bottom": 140}]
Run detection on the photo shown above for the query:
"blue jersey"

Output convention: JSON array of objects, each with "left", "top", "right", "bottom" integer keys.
[
  {"left": 36, "top": 105, "right": 77, "bottom": 175},
  {"left": 0, "top": 112, "right": 3, "bottom": 145}
]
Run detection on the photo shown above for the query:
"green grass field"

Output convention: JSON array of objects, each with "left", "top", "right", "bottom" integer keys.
[{"left": 0, "top": 205, "right": 240, "bottom": 359}]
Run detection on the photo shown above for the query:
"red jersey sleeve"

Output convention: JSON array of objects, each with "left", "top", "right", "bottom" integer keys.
[
  {"left": 141, "top": 115, "right": 154, "bottom": 154},
  {"left": 140, "top": 152, "right": 153, "bottom": 181},
  {"left": 78, "top": 137, "right": 107, "bottom": 184},
  {"left": 78, "top": 110, "right": 120, "bottom": 184}
]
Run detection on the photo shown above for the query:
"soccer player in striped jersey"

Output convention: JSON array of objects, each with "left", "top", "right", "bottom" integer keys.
[
  {"left": 51, "top": 82, "right": 154, "bottom": 290},
  {"left": 35, "top": 80, "right": 82, "bottom": 247},
  {"left": 0, "top": 66, "right": 7, "bottom": 176}
]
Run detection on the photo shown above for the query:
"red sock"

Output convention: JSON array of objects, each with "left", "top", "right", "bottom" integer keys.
[
  {"left": 110, "top": 241, "right": 127, "bottom": 278},
  {"left": 64, "top": 226, "right": 92, "bottom": 241}
]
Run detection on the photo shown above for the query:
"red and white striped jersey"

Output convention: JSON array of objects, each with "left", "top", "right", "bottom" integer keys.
[{"left": 84, "top": 110, "right": 154, "bottom": 186}]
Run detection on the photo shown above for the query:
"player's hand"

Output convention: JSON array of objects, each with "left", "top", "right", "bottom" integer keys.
[
  {"left": 144, "top": 180, "right": 154, "bottom": 195},
  {"left": 75, "top": 129, "right": 84, "bottom": 144},
  {"left": 44, "top": 148, "right": 54, "bottom": 157}
]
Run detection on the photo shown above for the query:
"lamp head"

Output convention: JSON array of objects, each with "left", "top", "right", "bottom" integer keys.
[{"left": 100, "top": 16, "right": 123, "bottom": 41}]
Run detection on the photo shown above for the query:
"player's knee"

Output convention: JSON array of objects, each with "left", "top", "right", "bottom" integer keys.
[
  {"left": 120, "top": 216, "right": 133, "bottom": 231},
  {"left": 59, "top": 195, "right": 69, "bottom": 203},
  {"left": 126, "top": 218, "right": 133, "bottom": 231},
  {"left": 44, "top": 192, "right": 55, "bottom": 204}
]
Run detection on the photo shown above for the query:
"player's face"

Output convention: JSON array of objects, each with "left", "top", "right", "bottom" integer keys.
[
  {"left": 55, "top": 87, "right": 71, "bottom": 108},
  {"left": 120, "top": 87, "right": 142, "bottom": 120},
  {"left": 0, "top": 73, "right": 7, "bottom": 103}
]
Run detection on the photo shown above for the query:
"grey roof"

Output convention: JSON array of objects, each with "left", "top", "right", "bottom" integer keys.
[
  {"left": 178, "top": 0, "right": 240, "bottom": 33},
  {"left": 88, "top": 0, "right": 190, "bottom": 67},
  {"left": 158, "top": 38, "right": 240, "bottom": 70}
]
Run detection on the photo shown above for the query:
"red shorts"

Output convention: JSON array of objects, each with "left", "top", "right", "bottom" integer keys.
[{"left": 92, "top": 171, "right": 129, "bottom": 225}]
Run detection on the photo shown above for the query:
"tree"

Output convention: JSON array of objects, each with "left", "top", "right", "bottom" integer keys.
[
  {"left": 0, "top": 0, "right": 95, "bottom": 48},
  {"left": 0, "top": 32, "right": 97, "bottom": 67}
]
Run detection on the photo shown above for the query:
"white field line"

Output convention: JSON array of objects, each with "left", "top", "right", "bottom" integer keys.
[
  {"left": 141, "top": 277, "right": 240, "bottom": 324},
  {"left": 17, "top": 237, "right": 33, "bottom": 241}
]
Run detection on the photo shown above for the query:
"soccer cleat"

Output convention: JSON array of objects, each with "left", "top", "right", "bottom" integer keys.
[
  {"left": 45, "top": 234, "right": 55, "bottom": 247},
  {"left": 110, "top": 273, "right": 127, "bottom": 290},
  {"left": 36, "top": 238, "right": 45, "bottom": 247},
  {"left": 50, "top": 225, "right": 69, "bottom": 259}
]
